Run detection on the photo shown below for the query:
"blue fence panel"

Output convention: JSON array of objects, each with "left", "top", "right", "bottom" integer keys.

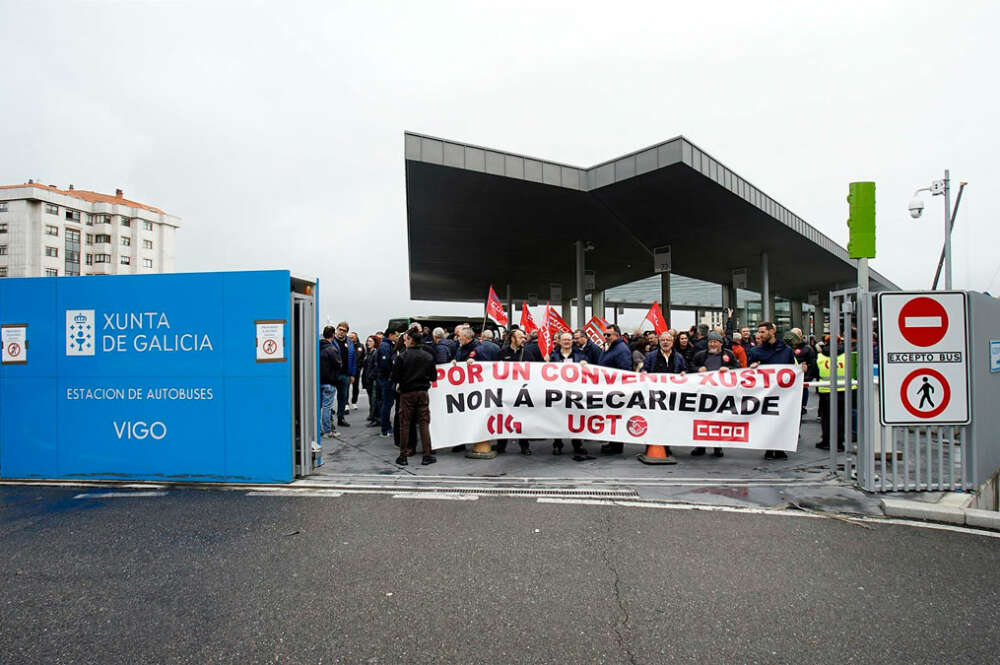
[{"left": 0, "top": 270, "right": 294, "bottom": 483}]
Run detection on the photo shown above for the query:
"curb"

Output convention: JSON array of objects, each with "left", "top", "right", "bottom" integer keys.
[{"left": 880, "top": 494, "right": 1000, "bottom": 529}]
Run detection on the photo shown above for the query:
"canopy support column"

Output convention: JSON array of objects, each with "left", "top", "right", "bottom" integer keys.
[
  {"left": 761, "top": 252, "right": 771, "bottom": 322},
  {"left": 575, "top": 240, "right": 585, "bottom": 329}
]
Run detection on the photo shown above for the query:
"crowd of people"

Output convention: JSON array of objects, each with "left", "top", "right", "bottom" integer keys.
[{"left": 319, "top": 310, "right": 854, "bottom": 467}]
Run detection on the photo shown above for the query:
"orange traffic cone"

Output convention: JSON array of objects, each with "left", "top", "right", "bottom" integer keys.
[{"left": 638, "top": 445, "right": 676, "bottom": 465}]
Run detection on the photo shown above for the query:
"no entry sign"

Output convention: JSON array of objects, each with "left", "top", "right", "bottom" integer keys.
[
  {"left": 878, "top": 292, "right": 969, "bottom": 425},
  {"left": 898, "top": 297, "right": 949, "bottom": 347}
]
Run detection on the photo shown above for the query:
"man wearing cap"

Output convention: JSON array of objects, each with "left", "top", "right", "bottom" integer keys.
[{"left": 690, "top": 331, "right": 740, "bottom": 457}]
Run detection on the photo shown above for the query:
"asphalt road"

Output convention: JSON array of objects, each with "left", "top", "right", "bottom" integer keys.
[{"left": 2, "top": 486, "right": 999, "bottom": 665}]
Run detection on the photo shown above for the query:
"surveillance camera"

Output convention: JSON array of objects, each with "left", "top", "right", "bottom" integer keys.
[{"left": 908, "top": 198, "right": 924, "bottom": 219}]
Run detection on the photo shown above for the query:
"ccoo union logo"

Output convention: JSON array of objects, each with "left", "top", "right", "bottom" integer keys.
[
  {"left": 626, "top": 415, "right": 648, "bottom": 437},
  {"left": 693, "top": 419, "right": 749, "bottom": 443}
]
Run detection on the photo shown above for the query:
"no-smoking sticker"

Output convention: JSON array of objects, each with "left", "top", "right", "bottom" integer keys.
[
  {"left": 255, "top": 319, "right": 286, "bottom": 363},
  {"left": 1, "top": 325, "right": 28, "bottom": 365}
]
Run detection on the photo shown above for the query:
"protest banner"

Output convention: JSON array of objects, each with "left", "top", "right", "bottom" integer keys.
[{"left": 428, "top": 361, "right": 804, "bottom": 451}]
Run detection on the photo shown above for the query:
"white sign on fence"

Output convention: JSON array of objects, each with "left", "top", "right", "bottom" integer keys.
[
  {"left": 878, "top": 292, "right": 970, "bottom": 425},
  {"left": 428, "top": 361, "right": 804, "bottom": 451}
]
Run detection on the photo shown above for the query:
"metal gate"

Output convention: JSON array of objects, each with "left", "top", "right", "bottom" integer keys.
[
  {"left": 828, "top": 289, "right": 969, "bottom": 492},
  {"left": 290, "top": 292, "right": 318, "bottom": 477}
]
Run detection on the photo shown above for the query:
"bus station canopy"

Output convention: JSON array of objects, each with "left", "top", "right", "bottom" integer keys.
[{"left": 404, "top": 132, "right": 898, "bottom": 304}]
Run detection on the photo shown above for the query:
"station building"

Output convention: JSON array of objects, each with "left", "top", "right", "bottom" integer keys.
[{"left": 403, "top": 132, "right": 899, "bottom": 335}]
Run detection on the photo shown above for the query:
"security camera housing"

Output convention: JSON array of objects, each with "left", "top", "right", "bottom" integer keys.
[{"left": 908, "top": 198, "right": 924, "bottom": 219}]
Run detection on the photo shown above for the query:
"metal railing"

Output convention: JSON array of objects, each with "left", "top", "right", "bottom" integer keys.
[{"left": 827, "top": 289, "right": 969, "bottom": 492}]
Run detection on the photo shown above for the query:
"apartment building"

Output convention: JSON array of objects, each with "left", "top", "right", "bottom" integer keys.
[{"left": 0, "top": 181, "right": 180, "bottom": 278}]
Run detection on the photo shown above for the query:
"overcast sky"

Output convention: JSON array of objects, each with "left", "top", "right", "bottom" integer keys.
[{"left": 2, "top": 1, "right": 998, "bottom": 336}]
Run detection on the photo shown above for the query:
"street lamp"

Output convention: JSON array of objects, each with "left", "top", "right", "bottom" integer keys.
[{"left": 909, "top": 170, "right": 953, "bottom": 290}]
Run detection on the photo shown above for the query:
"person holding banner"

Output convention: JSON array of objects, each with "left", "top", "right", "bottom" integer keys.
[
  {"left": 638, "top": 330, "right": 686, "bottom": 464},
  {"left": 749, "top": 321, "right": 797, "bottom": 460},
  {"left": 690, "top": 331, "right": 740, "bottom": 457},
  {"left": 549, "top": 332, "right": 587, "bottom": 456},
  {"left": 495, "top": 328, "right": 532, "bottom": 455},
  {"left": 599, "top": 324, "right": 632, "bottom": 455}
]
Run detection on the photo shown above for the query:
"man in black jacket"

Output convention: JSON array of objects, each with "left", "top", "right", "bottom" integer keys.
[
  {"left": 319, "top": 326, "right": 341, "bottom": 439},
  {"left": 390, "top": 329, "right": 438, "bottom": 466}
]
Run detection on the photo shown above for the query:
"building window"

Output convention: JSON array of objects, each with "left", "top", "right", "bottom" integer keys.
[
  {"left": 85, "top": 214, "right": 94, "bottom": 226},
  {"left": 45, "top": 246, "right": 59, "bottom": 258},
  {"left": 0, "top": 223, "right": 6, "bottom": 233},
  {"left": 0, "top": 245, "right": 7, "bottom": 255},
  {"left": 65, "top": 228, "right": 80, "bottom": 276},
  {"left": 120, "top": 256, "right": 131, "bottom": 265},
  {"left": 45, "top": 225, "right": 59, "bottom": 236},
  {"left": 85, "top": 234, "right": 93, "bottom": 245},
  {"left": 44, "top": 268, "right": 58, "bottom": 277},
  {"left": 143, "top": 258, "right": 153, "bottom": 269},
  {"left": 65, "top": 210, "right": 80, "bottom": 222},
  {"left": 93, "top": 215, "right": 110, "bottom": 225},
  {"left": 0, "top": 202, "right": 8, "bottom": 212},
  {"left": 85, "top": 254, "right": 94, "bottom": 265},
  {"left": 142, "top": 221, "right": 153, "bottom": 231},
  {"left": 120, "top": 236, "right": 131, "bottom": 247},
  {"left": 0, "top": 267, "right": 6, "bottom": 277},
  {"left": 120, "top": 216, "right": 131, "bottom": 227},
  {"left": 95, "top": 234, "right": 111, "bottom": 244},
  {"left": 94, "top": 254, "right": 112, "bottom": 263},
  {"left": 45, "top": 204, "right": 58, "bottom": 215},
  {"left": 142, "top": 239, "right": 153, "bottom": 249}
]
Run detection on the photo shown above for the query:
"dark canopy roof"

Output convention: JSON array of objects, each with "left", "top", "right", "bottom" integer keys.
[{"left": 404, "top": 132, "right": 897, "bottom": 304}]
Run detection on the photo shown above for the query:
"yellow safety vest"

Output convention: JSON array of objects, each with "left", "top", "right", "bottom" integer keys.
[{"left": 817, "top": 352, "right": 856, "bottom": 393}]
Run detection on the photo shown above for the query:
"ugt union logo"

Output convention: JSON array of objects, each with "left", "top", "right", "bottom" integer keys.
[{"left": 65, "top": 310, "right": 95, "bottom": 356}]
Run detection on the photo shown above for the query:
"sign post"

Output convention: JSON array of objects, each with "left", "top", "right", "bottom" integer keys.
[{"left": 878, "top": 292, "right": 970, "bottom": 425}]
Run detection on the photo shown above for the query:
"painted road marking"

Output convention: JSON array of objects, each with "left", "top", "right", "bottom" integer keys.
[
  {"left": 74, "top": 491, "right": 168, "bottom": 499},
  {"left": 392, "top": 492, "right": 479, "bottom": 501},
  {"left": 536, "top": 498, "right": 1000, "bottom": 539},
  {"left": 246, "top": 490, "right": 344, "bottom": 497}
]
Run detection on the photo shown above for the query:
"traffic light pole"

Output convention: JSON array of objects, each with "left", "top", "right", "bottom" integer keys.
[{"left": 858, "top": 257, "right": 869, "bottom": 291}]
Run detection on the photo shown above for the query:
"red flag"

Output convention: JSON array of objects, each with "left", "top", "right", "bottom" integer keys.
[
  {"left": 545, "top": 304, "right": 571, "bottom": 336},
  {"left": 519, "top": 302, "right": 538, "bottom": 335},
  {"left": 538, "top": 302, "right": 554, "bottom": 359},
  {"left": 644, "top": 301, "right": 668, "bottom": 335},
  {"left": 485, "top": 285, "right": 508, "bottom": 326},
  {"left": 584, "top": 316, "right": 609, "bottom": 346}
]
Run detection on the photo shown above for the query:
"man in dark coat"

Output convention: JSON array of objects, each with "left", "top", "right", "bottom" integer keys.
[
  {"left": 390, "top": 329, "right": 439, "bottom": 466},
  {"left": 599, "top": 324, "right": 632, "bottom": 455},
  {"left": 573, "top": 329, "right": 603, "bottom": 364},
  {"left": 749, "top": 321, "right": 797, "bottom": 460},
  {"left": 641, "top": 331, "right": 686, "bottom": 463}
]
